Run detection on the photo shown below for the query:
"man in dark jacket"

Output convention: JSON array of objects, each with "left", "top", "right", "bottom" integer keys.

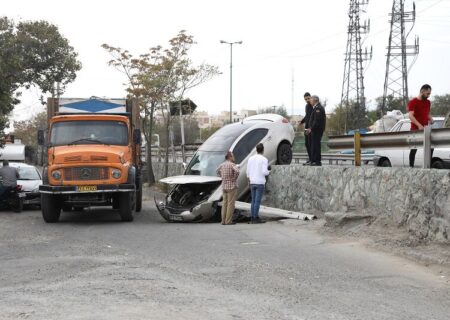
[
  {"left": 300, "top": 92, "right": 313, "bottom": 165},
  {"left": 0, "top": 160, "right": 19, "bottom": 197},
  {"left": 306, "top": 95, "right": 326, "bottom": 166}
]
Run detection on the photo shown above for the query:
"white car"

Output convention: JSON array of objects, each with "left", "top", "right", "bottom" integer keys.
[
  {"left": 156, "top": 114, "right": 295, "bottom": 222},
  {"left": 9, "top": 162, "right": 42, "bottom": 206},
  {"left": 373, "top": 117, "right": 449, "bottom": 169}
]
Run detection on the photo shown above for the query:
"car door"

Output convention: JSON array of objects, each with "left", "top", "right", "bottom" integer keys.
[
  {"left": 394, "top": 120, "right": 416, "bottom": 166},
  {"left": 385, "top": 120, "right": 409, "bottom": 166},
  {"left": 411, "top": 119, "right": 444, "bottom": 167},
  {"left": 232, "top": 128, "right": 269, "bottom": 198}
]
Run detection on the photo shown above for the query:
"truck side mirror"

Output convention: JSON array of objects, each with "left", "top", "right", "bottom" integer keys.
[
  {"left": 133, "top": 129, "right": 141, "bottom": 145},
  {"left": 38, "top": 130, "right": 45, "bottom": 146}
]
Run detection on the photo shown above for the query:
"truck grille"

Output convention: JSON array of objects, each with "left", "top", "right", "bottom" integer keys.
[{"left": 63, "top": 167, "right": 109, "bottom": 181}]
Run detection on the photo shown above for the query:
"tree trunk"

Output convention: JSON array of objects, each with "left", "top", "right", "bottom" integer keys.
[{"left": 146, "top": 102, "right": 156, "bottom": 184}]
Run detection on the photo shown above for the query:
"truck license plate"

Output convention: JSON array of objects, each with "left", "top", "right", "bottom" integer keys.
[{"left": 78, "top": 186, "right": 97, "bottom": 192}]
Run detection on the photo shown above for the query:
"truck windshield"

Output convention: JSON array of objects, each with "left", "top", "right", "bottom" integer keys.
[{"left": 50, "top": 120, "right": 128, "bottom": 146}]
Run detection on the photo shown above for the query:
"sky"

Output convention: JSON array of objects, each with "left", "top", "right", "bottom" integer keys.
[{"left": 4, "top": 0, "right": 450, "bottom": 122}]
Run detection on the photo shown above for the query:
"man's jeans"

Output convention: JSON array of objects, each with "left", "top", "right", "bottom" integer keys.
[{"left": 250, "top": 184, "right": 265, "bottom": 219}]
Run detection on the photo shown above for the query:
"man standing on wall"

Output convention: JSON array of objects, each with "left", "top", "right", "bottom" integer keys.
[
  {"left": 300, "top": 92, "right": 313, "bottom": 165},
  {"left": 306, "top": 95, "right": 326, "bottom": 166},
  {"left": 246, "top": 143, "right": 270, "bottom": 224},
  {"left": 216, "top": 151, "right": 240, "bottom": 225},
  {"left": 408, "top": 84, "right": 433, "bottom": 168}
]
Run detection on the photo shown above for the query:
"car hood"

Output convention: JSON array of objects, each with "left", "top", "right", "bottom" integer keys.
[
  {"left": 18, "top": 179, "right": 42, "bottom": 192},
  {"left": 159, "top": 175, "right": 222, "bottom": 184}
]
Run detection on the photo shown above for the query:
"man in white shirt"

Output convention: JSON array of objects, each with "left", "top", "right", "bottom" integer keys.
[{"left": 246, "top": 143, "right": 270, "bottom": 223}]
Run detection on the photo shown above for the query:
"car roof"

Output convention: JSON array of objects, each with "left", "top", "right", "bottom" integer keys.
[
  {"left": 243, "top": 113, "right": 287, "bottom": 123},
  {"left": 6, "top": 162, "right": 36, "bottom": 169},
  {"left": 398, "top": 116, "right": 444, "bottom": 122}
]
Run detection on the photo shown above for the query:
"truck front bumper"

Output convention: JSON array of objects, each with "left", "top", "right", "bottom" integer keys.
[{"left": 39, "top": 184, "right": 135, "bottom": 194}]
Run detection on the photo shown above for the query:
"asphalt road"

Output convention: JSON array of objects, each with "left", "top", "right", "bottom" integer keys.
[{"left": 0, "top": 200, "right": 449, "bottom": 320}]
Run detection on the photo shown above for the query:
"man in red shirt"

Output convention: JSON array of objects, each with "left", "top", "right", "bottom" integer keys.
[{"left": 408, "top": 84, "right": 433, "bottom": 167}]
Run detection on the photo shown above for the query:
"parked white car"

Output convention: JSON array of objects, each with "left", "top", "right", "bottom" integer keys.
[
  {"left": 156, "top": 114, "right": 295, "bottom": 222},
  {"left": 373, "top": 117, "right": 449, "bottom": 169},
  {"left": 8, "top": 163, "right": 42, "bottom": 207}
]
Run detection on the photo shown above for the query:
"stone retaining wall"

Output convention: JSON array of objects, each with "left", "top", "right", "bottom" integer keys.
[{"left": 265, "top": 165, "right": 450, "bottom": 242}]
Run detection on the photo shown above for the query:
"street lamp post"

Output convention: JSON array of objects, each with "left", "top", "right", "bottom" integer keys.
[{"left": 220, "top": 40, "right": 242, "bottom": 123}]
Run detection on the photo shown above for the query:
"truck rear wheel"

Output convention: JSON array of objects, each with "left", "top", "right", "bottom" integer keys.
[
  {"left": 119, "top": 192, "right": 134, "bottom": 222},
  {"left": 42, "top": 194, "right": 62, "bottom": 223}
]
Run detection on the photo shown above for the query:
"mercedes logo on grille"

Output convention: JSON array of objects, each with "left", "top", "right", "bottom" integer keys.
[{"left": 81, "top": 168, "right": 91, "bottom": 179}]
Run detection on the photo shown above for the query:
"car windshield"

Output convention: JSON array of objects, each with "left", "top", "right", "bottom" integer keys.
[
  {"left": 433, "top": 119, "right": 443, "bottom": 129},
  {"left": 17, "top": 167, "right": 40, "bottom": 180},
  {"left": 50, "top": 120, "right": 128, "bottom": 146},
  {"left": 185, "top": 151, "right": 225, "bottom": 176}
]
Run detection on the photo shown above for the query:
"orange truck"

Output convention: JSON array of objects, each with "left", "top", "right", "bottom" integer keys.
[{"left": 38, "top": 97, "right": 142, "bottom": 223}]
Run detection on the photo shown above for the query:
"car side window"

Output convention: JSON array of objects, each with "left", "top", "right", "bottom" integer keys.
[{"left": 233, "top": 129, "right": 268, "bottom": 164}]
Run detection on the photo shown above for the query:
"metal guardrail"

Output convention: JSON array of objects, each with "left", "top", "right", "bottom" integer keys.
[
  {"left": 328, "top": 126, "right": 450, "bottom": 168},
  {"left": 149, "top": 149, "right": 373, "bottom": 166},
  {"left": 292, "top": 153, "right": 374, "bottom": 165}
]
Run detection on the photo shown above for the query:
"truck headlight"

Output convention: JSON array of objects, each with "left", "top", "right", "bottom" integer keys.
[
  {"left": 111, "top": 169, "right": 121, "bottom": 179},
  {"left": 52, "top": 170, "right": 62, "bottom": 180}
]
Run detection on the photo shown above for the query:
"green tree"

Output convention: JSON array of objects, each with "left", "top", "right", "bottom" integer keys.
[
  {"left": 366, "top": 109, "right": 379, "bottom": 127},
  {"left": 375, "top": 95, "right": 405, "bottom": 114},
  {"left": 103, "top": 30, "right": 219, "bottom": 182},
  {"left": 326, "top": 104, "right": 347, "bottom": 136},
  {"left": 12, "top": 111, "right": 47, "bottom": 163},
  {"left": 199, "top": 126, "right": 220, "bottom": 142},
  {"left": 0, "top": 17, "right": 81, "bottom": 136},
  {"left": 431, "top": 94, "right": 450, "bottom": 116},
  {"left": 171, "top": 116, "right": 200, "bottom": 145}
]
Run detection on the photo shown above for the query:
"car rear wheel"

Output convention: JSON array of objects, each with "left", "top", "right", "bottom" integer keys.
[
  {"left": 379, "top": 159, "right": 391, "bottom": 167},
  {"left": 431, "top": 159, "right": 444, "bottom": 169},
  {"left": 277, "top": 142, "right": 292, "bottom": 165}
]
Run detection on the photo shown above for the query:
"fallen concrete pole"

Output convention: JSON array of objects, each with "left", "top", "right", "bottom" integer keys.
[{"left": 220, "top": 201, "right": 317, "bottom": 221}]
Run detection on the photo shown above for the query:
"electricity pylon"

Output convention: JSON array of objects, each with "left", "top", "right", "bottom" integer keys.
[
  {"left": 341, "top": 0, "right": 372, "bottom": 132},
  {"left": 382, "top": 0, "right": 419, "bottom": 114}
]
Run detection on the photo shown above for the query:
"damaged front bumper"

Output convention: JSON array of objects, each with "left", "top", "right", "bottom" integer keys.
[{"left": 155, "top": 197, "right": 217, "bottom": 222}]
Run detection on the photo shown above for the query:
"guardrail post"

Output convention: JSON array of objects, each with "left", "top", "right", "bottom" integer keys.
[
  {"left": 423, "top": 125, "right": 432, "bottom": 169},
  {"left": 354, "top": 130, "right": 361, "bottom": 167}
]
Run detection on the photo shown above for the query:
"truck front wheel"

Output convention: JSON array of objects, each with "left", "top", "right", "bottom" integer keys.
[
  {"left": 42, "top": 194, "right": 62, "bottom": 223},
  {"left": 119, "top": 192, "right": 134, "bottom": 222},
  {"left": 135, "top": 181, "right": 142, "bottom": 212}
]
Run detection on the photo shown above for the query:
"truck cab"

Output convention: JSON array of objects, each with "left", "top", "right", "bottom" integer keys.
[{"left": 39, "top": 97, "right": 142, "bottom": 222}]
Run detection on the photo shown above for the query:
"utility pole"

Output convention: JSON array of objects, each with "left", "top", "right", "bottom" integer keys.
[
  {"left": 220, "top": 40, "right": 243, "bottom": 123},
  {"left": 340, "top": 0, "right": 372, "bottom": 133},
  {"left": 291, "top": 68, "right": 295, "bottom": 116},
  {"left": 382, "top": 0, "right": 419, "bottom": 115}
]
